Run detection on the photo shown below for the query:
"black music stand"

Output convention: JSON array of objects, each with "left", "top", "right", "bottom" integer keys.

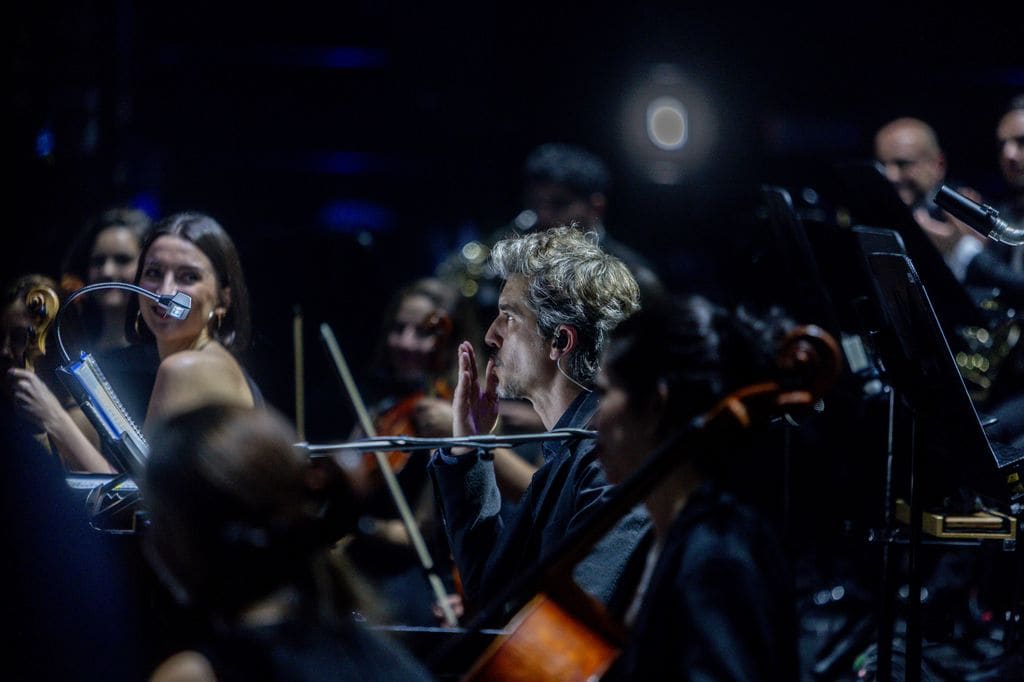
[
  {"left": 833, "top": 161, "right": 984, "bottom": 335},
  {"left": 862, "top": 251, "right": 1023, "bottom": 681}
]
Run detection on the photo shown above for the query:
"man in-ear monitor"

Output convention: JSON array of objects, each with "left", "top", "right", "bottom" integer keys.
[
  {"left": 554, "top": 329, "right": 592, "bottom": 393},
  {"left": 429, "top": 225, "right": 648, "bottom": 615}
]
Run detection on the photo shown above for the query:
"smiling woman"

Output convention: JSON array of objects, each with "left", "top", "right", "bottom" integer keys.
[
  {"left": 12, "top": 212, "right": 258, "bottom": 473},
  {"left": 127, "top": 212, "right": 256, "bottom": 427}
]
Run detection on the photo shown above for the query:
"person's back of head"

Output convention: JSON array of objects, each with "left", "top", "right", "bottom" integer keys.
[
  {"left": 142, "top": 405, "right": 359, "bottom": 624},
  {"left": 523, "top": 144, "right": 610, "bottom": 230},
  {"left": 602, "top": 293, "right": 841, "bottom": 497},
  {"left": 604, "top": 297, "right": 793, "bottom": 437}
]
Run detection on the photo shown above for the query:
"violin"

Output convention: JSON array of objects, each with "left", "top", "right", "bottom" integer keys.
[
  {"left": 363, "top": 308, "right": 455, "bottom": 477},
  {"left": 370, "top": 376, "right": 454, "bottom": 474},
  {"left": 21, "top": 285, "right": 60, "bottom": 373},
  {"left": 438, "top": 324, "right": 842, "bottom": 681}
]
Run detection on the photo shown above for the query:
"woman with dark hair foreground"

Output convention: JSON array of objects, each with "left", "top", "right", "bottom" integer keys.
[
  {"left": 144, "top": 404, "right": 432, "bottom": 682},
  {"left": 595, "top": 296, "right": 815, "bottom": 680}
]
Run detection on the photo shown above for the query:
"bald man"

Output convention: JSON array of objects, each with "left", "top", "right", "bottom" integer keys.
[
  {"left": 875, "top": 117, "right": 948, "bottom": 210},
  {"left": 875, "top": 117, "right": 987, "bottom": 281}
]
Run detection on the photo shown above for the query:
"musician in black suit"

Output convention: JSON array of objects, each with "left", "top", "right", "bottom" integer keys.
[{"left": 429, "top": 226, "right": 649, "bottom": 614}]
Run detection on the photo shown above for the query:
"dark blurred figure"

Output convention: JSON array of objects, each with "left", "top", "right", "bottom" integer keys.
[
  {"left": 980, "top": 95, "right": 1024, "bottom": 448},
  {"left": 49, "top": 208, "right": 160, "bottom": 440},
  {"left": 143, "top": 405, "right": 432, "bottom": 682},
  {"left": 1, "top": 401, "right": 144, "bottom": 680},
  {"left": 994, "top": 95, "right": 1024, "bottom": 230},
  {"left": 874, "top": 117, "right": 949, "bottom": 214},
  {"left": 1, "top": 273, "right": 85, "bottom": 458},
  {"left": 61, "top": 207, "right": 153, "bottom": 353},
  {"left": 520, "top": 143, "right": 662, "bottom": 297},
  {"left": 5, "top": 208, "right": 156, "bottom": 467},
  {"left": 597, "top": 295, "right": 798, "bottom": 681},
  {"left": 875, "top": 117, "right": 1024, "bottom": 306},
  {"left": 439, "top": 143, "right": 663, "bottom": 308},
  {"left": 874, "top": 118, "right": 988, "bottom": 282}
]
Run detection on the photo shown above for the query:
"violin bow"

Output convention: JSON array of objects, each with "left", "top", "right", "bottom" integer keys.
[
  {"left": 293, "top": 306, "right": 305, "bottom": 441},
  {"left": 320, "top": 323, "right": 459, "bottom": 626}
]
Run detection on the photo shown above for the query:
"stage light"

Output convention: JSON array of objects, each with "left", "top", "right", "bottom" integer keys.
[
  {"left": 621, "top": 64, "right": 716, "bottom": 184},
  {"left": 646, "top": 97, "right": 688, "bottom": 151}
]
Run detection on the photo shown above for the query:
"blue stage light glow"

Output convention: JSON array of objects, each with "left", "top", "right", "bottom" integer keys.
[
  {"left": 317, "top": 199, "right": 396, "bottom": 233},
  {"left": 35, "top": 128, "right": 55, "bottom": 159}
]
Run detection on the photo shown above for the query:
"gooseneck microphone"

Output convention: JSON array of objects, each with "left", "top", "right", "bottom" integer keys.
[
  {"left": 55, "top": 282, "right": 192, "bottom": 363},
  {"left": 934, "top": 185, "right": 1024, "bottom": 246}
]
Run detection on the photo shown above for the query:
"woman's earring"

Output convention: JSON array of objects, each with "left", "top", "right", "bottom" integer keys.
[
  {"left": 210, "top": 310, "right": 224, "bottom": 335},
  {"left": 134, "top": 310, "right": 143, "bottom": 336}
]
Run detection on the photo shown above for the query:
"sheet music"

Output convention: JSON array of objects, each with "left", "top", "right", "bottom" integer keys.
[{"left": 61, "top": 352, "right": 149, "bottom": 474}]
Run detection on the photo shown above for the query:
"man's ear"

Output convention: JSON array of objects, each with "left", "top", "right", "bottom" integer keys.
[{"left": 549, "top": 325, "right": 578, "bottom": 360}]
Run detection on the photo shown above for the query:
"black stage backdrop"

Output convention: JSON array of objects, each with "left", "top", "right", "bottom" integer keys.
[{"left": 11, "top": 1, "right": 1023, "bottom": 438}]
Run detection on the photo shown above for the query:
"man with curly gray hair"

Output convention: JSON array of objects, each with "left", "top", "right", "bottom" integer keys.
[{"left": 429, "top": 226, "right": 648, "bottom": 615}]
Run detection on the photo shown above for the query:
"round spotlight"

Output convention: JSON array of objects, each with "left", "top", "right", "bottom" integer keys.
[{"left": 646, "top": 97, "right": 688, "bottom": 150}]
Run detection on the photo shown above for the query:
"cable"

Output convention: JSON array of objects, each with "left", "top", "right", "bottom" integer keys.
[{"left": 557, "top": 356, "right": 592, "bottom": 393}]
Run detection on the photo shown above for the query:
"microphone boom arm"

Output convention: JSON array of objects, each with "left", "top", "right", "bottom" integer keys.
[
  {"left": 55, "top": 282, "right": 192, "bottom": 363},
  {"left": 935, "top": 185, "right": 1024, "bottom": 246}
]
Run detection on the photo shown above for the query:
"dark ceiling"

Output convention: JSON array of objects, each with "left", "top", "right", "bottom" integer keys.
[{"left": 11, "top": 2, "right": 1023, "bottom": 433}]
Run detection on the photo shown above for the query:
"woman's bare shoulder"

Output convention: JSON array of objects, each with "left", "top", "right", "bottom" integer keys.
[
  {"left": 147, "top": 346, "right": 253, "bottom": 424},
  {"left": 157, "top": 346, "right": 242, "bottom": 382},
  {"left": 150, "top": 650, "right": 217, "bottom": 682}
]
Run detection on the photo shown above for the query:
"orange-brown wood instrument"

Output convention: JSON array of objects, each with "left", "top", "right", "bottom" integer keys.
[
  {"left": 21, "top": 285, "right": 60, "bottom": 372},
  {"left": 366, "top": 376, "right": 454, "bottom": 477},
  {"left": 362, "top": 308, "right": 454, "bottom": 479}
]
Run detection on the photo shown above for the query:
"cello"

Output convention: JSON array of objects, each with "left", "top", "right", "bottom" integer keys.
[
  {"left": 14, "top": 282, "right": 61, "bottom": 373},
  {"left": 434, "top": 322, "right": 841, "bottom": 680}
]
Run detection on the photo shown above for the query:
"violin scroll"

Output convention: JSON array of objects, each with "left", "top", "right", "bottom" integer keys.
[
  {"left": 775, "top": 323, "right": 843, "bottom": 402},
  {"left": 22, "top": 285, "right": 60, "bottom": 372},
  {"left": 702, "top": 323, "right": 841, "bottom": 431}
]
